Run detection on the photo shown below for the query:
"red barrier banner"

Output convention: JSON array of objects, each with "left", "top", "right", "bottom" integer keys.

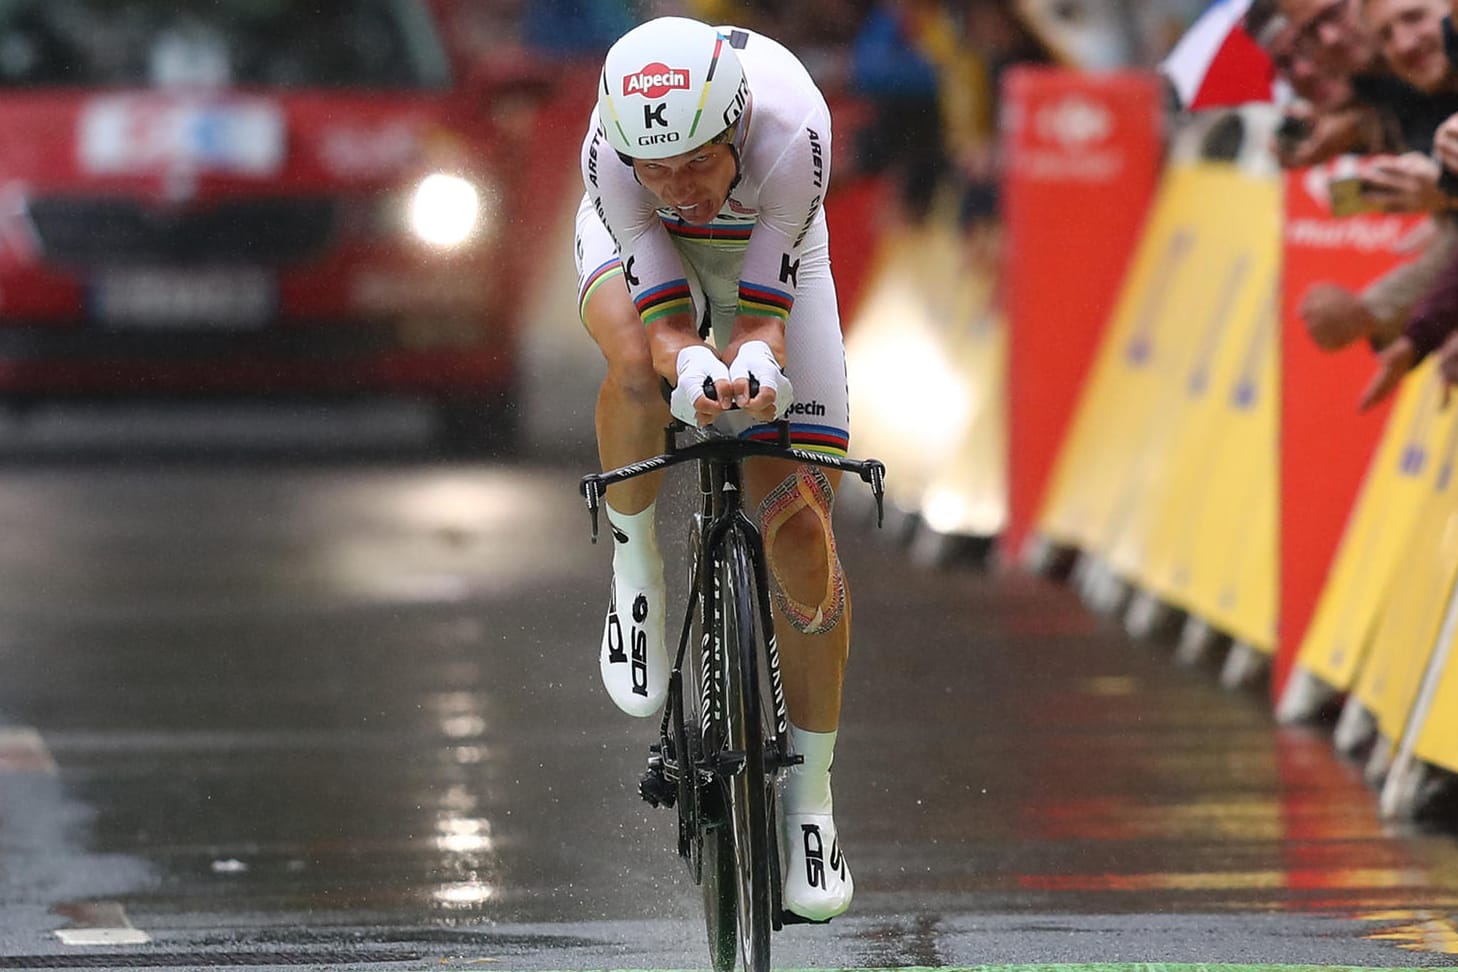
[
  {"left": 1277, "top": 166, "right": 1427, "bottom": 697},
  {"left": 1002, "top": 67, "right": 1164, "bottom": 562}
]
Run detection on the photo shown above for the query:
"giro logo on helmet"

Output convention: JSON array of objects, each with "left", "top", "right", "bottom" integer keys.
[{"left": 624, "top": 64, "right": 691, "bottom": 98}]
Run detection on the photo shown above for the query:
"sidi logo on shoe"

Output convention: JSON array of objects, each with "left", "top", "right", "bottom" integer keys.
[
  {"left": 630, "top": 594, "right": 649, "bottom": 697},
  {"left": 829, "top": 839, "right": 847, "bottom": 880},
  {"left": 606, "top": 608, "right": 628, "bottom": 666},
  {"left": 801, "top": 825, "right": 826, "bottom": 889}
]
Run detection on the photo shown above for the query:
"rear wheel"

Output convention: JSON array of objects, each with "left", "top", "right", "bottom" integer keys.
[{"left": 700, "top": 784, "right": 738, "bottom": 972}]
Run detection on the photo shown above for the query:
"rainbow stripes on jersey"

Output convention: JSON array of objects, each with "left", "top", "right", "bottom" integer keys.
[
  {"left": 743, "top": 423, "right": 849, "bottom": 457},
  {"left": 738, "top": 281, "right": 795, "bottom": 323},
  {"left": 661, "top": 215, "right": 754, "bottom": 246},
  {"left": 633, "top": 279, "right": 694, "bottom": 325}
]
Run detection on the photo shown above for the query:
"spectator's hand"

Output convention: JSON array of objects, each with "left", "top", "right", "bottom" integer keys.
[
  {"left": 1359, "top": 335, "right": 1418, "bottom": 411},
  {"left": 728, "top": 340, "right": 792, "bottom": 423},
  {"left": 1300, "top": 282, "right": 1377, "bottom": 351},
  {"left": 1437, "top": 331, "right": 1458, "bottom": 407},
  {"left": 1434, "top": 112, "right": 1458, "bottom": 181},
  {"left": 1359, "top": 153, "right": 1447, "bottom": 212},
  {"left": 1275, "top": 104, "right": 1363, "bottom": 169}
]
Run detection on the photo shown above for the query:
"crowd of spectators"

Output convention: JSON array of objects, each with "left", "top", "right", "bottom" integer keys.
[{"left": 1243, "top": 0, "right": 1458, "bottom": 407}]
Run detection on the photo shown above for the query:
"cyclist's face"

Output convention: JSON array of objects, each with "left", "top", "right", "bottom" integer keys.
[{"left": 631, "top": 144, "right": 737, "bottom": 225}]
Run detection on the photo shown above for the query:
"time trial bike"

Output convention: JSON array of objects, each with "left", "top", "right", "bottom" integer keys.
[{"left": 581, "top": 403, "right": 885, "bottom": 972}]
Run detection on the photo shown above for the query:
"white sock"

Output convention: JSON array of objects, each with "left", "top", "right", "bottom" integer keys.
[
  {"left": 607, "top": 503, "right": 662, "bottom": 587},
  {"left": 785, "top": 723, "right": 836, "bottom": 815}
]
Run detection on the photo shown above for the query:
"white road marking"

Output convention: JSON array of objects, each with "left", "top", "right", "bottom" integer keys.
[
  {"left": 52, "top": 901, "right": 152, "bottom": 946},
  {"left": 54, "top": 927, "right": 152, "bottom": 946}
]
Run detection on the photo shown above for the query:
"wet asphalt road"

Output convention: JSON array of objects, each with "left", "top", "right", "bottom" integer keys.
[{"left": 1, "top": 426, "right": 1458, "bottom": 969}]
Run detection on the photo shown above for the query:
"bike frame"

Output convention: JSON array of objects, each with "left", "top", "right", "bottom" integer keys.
[{"left": 581, "top": 420, "right": 886, "bottom": 800}]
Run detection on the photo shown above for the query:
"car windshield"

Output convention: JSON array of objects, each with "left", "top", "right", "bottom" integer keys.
[{"left": 0, "top": 0, "right": 452, "bottom": 90}]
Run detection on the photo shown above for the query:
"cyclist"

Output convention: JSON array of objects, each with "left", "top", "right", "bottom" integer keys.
[{"left": 574, "top": 16, "right": 854, "bottom": 922}]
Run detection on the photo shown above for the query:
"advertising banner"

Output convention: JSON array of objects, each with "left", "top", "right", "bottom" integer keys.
[
  {"left": 1003, "top": 66, "right": 1163, "bottom": 562},
  {"left": 1278, "top": 166, "right": 1431, "bottom": 695}
]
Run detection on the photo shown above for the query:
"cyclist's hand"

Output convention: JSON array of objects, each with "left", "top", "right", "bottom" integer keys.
[
  {"left": 671, "top": 345, "right": 732, "bottom": 426},
  {"left": 729, "top": 340, "right": 793, "bottom": 422}
]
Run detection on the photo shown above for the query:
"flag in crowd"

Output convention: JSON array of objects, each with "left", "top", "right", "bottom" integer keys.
[{"left": 1161, "top": 0, "right": 1276, "bottom": 110}]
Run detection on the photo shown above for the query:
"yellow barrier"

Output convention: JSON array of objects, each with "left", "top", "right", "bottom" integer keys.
[
  {"left": 1411, "top": 615, "right": 1458, "bottom": 776},
  {"left": 1291, "top": 362, "right": 1456, "bottom": 695},
  {"left": 919, "top": 303, "right": 1008, "bottom": 537},
  {"left": 1036, "top": 163, "right": 1206, "bottom": 552},
  {"left": 1037, "top": 162, "right": 1279, "bottom": 653},
  {"left": 845, "top": 216, "right": 1005, "bottom": 535},
  {"left": 1166, "top": 292, "right": 1278, "bottom": 650},
  {"left": 1353, "top": 394, "right": 1458, "bottom": 749}
]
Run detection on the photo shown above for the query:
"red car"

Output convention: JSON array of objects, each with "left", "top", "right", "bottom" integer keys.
[{"left": 0, "top": 0, "right": 537, "bottom": 452}]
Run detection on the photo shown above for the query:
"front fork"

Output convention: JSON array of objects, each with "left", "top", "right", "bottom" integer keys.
[{"left": 641, "top": 504, "right": 800, "bottom": 817}]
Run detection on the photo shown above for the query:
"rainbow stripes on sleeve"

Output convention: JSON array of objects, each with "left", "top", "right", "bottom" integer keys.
[
  {"left": 633, "top": 279, "right": 694, "bottom": 326},
  {"left": 738, "top": 281, "right": 794, "bottom": 323},
  {"left": 577, "top": 258, "right": 623, "bottom": 323}
]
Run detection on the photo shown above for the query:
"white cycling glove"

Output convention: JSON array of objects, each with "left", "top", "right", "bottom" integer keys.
[
  {"left": 671, "top": 345, "right": 731, "bottom": 426},
  {"left": 729, "top": 340, "right": 794, "bottom": 420}
]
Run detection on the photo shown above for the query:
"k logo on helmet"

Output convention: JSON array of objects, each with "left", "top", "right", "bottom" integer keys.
[{"left": 623, "top": 63, "right": 691, "bottom": 98}]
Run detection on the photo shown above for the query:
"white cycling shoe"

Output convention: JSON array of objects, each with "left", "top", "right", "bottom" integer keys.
[
  {"left": 781, "top": 812, "right": 853, "bottom": 922},
  {"left": 599, "top": 572, "right": 667, "bottom": 717}
]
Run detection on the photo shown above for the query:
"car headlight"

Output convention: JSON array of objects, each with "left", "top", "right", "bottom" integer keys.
[{"left": 408, "top": 173, "right": 483, "bottom": 248}]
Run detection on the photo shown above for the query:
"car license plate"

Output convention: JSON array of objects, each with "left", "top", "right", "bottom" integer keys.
[{"left": 93, "top": 268, "right": 276, "bottom": 329}]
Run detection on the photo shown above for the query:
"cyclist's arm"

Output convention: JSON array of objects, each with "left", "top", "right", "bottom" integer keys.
[
  {"left": 582, "top": 119, "right": 721, "bottom": 378},
  {"left": 647, "top": 311, "right": 718, "bottom": 378},
  {"left": 728, "top": 113, "right": 831, "bottom": 413}
]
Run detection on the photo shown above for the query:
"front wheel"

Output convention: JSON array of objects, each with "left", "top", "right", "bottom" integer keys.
[{"left": 720, "top": 525, "right": 774, "bottom": 972}]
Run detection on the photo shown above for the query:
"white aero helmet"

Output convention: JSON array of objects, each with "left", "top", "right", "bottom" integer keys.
[{"left": 598, "top": 17, "right": 750, "bottom": 161}]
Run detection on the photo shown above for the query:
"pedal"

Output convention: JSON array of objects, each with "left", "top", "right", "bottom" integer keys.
[
  {"left": 768, "top": 741, "right": 803, "bottom": 770},
  {"left": 639, "top": 747, "right": 677, "bottom": 809},
  {"left": 779, "top": 910, "right": 832, "bottom": 925},
  {"left": 639, "top": 765, "right": 677, "bottom": 808}
]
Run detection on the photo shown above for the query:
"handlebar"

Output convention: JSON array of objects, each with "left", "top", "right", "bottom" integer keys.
[
  {"left": 580, "top": 421, "right": 886, "bottom": 543},
  {"left": 702, "top": 373, "right": 759, "bottom": 404}
]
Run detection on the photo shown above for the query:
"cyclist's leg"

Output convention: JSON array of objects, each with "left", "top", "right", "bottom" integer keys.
[
  {"left": 577, "top": 200, "right": 668, "bottom": 512},
  {"left": 576, "top": 196, "right": 670, "bottom": 716},
  {"left": 735, "top": 212, "right": 852, "bottom": 733},
  {"left": 742, "top": 457, "right": 850, "bottom": 732},
  {"left": 584, "top": 278, "right": 668, "bottom": 511},
  {"left": 738, "top": 215, "right": 854, "bottom": 919},
  {"left": 744, "top": 455, "right": 854, "bottom": 921}
]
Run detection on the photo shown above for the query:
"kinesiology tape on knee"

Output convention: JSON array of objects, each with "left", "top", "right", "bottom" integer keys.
[{"left": 758, "top": 466, "right": 846, "bottom": 636}]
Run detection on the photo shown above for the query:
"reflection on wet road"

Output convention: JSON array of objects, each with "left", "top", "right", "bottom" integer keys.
[{"left": 0, "top": 457, "right": 1455, "bottom": 969}]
